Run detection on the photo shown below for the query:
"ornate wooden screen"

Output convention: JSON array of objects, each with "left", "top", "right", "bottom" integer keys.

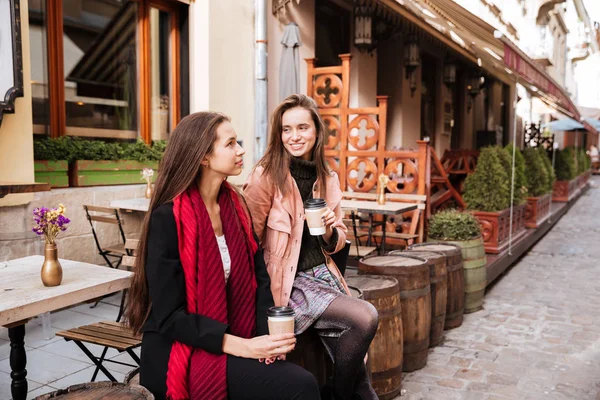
[
  {"left": 306, "top": 54, "right": 428, "bottom": 242},
  {"left": 306, "top": 55, "right": 427, "bottom": 197}
]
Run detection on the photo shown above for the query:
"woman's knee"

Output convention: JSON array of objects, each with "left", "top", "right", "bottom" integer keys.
[{"left": 351, "top": 300, "right": 379, "bottom": 339}]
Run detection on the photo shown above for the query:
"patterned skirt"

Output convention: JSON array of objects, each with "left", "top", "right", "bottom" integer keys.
[{"left": 289, "top": 263, "right": 347, "bottom": 337}]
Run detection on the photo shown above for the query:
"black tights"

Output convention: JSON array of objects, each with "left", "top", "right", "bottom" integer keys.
[{"left": 313, "top": 295, "right": 379, "bottom": 400}]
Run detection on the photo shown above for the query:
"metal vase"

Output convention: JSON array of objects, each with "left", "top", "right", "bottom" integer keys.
[
  {"left": 145, "top": 181, "right": 153, "bottom": 199},
  {"left": 41, "top": 243, "right": 63, "bottom": 287}
]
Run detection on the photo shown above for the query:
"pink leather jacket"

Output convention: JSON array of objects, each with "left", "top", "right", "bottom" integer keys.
[{"left": 243, "top": 166, "right": 350, "bottom": 307}]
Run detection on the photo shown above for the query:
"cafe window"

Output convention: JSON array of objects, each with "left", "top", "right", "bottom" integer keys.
[
  {"left": 29, "top": 0, "right": 50, "bottom": 134},
  {"left": 30, "top": 0, "right": 186, "bottom": 143}
]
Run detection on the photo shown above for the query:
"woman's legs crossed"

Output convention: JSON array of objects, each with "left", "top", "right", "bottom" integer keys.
[
  {"left": 313, "top": 295, "right": 378, "bottom": 400},
  {"left": 226, "top": 355, "right": 320, "bottom": 400}
]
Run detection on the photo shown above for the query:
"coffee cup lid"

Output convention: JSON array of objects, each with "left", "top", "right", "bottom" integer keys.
[
  {"left": 267, "top": 306, "right": 295, "bottom": 317},
  {"left": 304, "top": 198, "right": 326, "bottom": 209}
]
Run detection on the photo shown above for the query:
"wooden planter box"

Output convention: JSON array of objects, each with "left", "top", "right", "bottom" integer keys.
[
  {"left": 34, "top": 160, "right": 69, "bottom": 188},
  {"left": 552, "top": 178, "right": 579, "bottom": 203},
  {"left": 582, "top": 170, "right": 591, "bottom": 186},
  {"left": 69, "top": 160, "right": 159, "bottom": 187},
  {"left": 472, "top": 204, "right": 527, "bottom": 254},
  {"left": 524, "top": 193, "right": 552, "bottom": 229}
]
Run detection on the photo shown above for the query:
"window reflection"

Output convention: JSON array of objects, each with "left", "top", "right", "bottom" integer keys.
[
  {"left": 29, "top": 0, "right": 50, "bottom": 134},
  {"left": 63, "top": 0, "right": 138, "bottom": 137}
]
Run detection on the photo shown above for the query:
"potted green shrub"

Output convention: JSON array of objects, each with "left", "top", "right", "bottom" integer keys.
[
  {"left": 553, "top": 147, "right": 579, "bottom": 202},
  {"left": 537, "top": 147, "right": 555, "bottom": 193},
  {"left": 578, "top": 148, "right": 591, "bottom": 186},
  {"left": 462, "top": 146, "right": 526, "bottom": 254},
  {"left": 523, "top": 147, "right": 551, "bottom": 228},
  {"left": 70, "top": 139, "right": 165, "bottom": 187},
  {"left": 33, "top": 137, "right": 71, "bottom": 188},
  {"left": 427, "top": 209, "right": 486, "bottom": 313}
]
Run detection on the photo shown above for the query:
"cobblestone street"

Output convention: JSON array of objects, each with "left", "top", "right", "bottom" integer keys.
[{"left": 398, "top": 178, "right": 600, "bottom": 400}]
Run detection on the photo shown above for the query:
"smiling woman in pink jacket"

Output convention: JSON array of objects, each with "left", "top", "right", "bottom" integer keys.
[{"left": 244, "top": 94, "right": 378, "bottom": 400}]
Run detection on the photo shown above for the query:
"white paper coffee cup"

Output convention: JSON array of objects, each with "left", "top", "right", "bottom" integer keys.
[
  {"left": 304, "top": 198, "right": 327, "bottom": 236},
  {"left": 267, "top": 306, "right": 295, "bottom": 335}
]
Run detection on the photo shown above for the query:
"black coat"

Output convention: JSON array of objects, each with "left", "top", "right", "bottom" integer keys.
[{"left": 139, "top": 203, "right": 274, "bottom": 399}]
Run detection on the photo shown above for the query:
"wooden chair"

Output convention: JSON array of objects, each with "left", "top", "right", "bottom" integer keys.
[
  {"left": 56, "top": 239, "right": 141, "bottom": 383},
  {"left": 342, "top": 211, "right": 377, "bottom": 259},
  {"left": 83, "top": 205, "right": 129, "bottom": 269}
]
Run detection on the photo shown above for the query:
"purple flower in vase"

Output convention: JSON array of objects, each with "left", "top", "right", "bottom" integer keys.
[{"left": 32, "top": 204, "right": 70, "bottom": 244}]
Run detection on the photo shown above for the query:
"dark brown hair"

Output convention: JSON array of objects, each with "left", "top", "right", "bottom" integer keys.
[
  {"left": 126, "top": 112, "right": 230, "bottom": 334},
  {"left": 258, "top": 94, "right": 330, "bottom": 196}
]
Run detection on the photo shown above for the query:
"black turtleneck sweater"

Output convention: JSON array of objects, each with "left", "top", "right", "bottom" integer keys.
[{"left": 289, "top": 157, "right": 339, "bottom": 274}]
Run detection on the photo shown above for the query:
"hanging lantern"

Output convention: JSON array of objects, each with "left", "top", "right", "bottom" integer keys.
[
  {"left": 403, "top": 35, "right": 420, "bottom": 80},
  {"left": 467, "top": 76, "right": 482, "bottom": 97},
  {"left": 403, "top": 35, "right": 420, "bottom": 97},
  {"left": 354, "top": 3, "right": 373, "bottom": 52},
  {"left": 466, "top": 76, "right": 479, "bottom": 112},
  {"left": 443, "top": 62, "right": 457, "bottom": 87}
]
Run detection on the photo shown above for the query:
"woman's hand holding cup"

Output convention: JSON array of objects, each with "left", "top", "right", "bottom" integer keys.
[
  {"left": 244, "top": 333, "right": 296, "bottom": 360},
  {"left": 320, "top": 207, "right": 337, "bottom": 242}
]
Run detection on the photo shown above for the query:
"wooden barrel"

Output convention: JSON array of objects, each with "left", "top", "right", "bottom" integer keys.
[
  {"left": 345, "top": 275, "right": 403, "bottom": 400},
  {"left": 348, "top": 285, "right": 364, "bottom": 299},
  {"left": 409, "top": 242, "right": 464, "bottom": 329},
  {"left": 393, "top": 250, "right": 447, "bottom": 347},
  {"left": 358, "top": 255, "right": 431, "bottom": 372},
  {"left": 424, "top": 238, "right": 486, "bottom": 313},
  {"left": 451, "top": 237, "right": 486, "bottom": 313},
  {"left": 33, "top": 382, "right": 154, "bottom": 399}
]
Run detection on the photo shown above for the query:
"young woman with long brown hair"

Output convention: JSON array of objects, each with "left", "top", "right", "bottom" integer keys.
[
  {"left": 126, "top": 112, "right": 319, "bottom": 400},
  {"left": 244, "top": 94, "right": 378, "bottom": 400}
]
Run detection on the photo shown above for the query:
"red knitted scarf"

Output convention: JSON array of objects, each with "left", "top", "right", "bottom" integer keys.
[{"left": 168, "top": 182, "right": 257, "bottom": 400}]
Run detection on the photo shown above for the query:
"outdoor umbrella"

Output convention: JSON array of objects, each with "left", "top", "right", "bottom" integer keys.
[
  {"left": 542, "top": 118, "right": 584, "bottom": 132},
  {"left": 584, "top": 117, "right": 600, "bottom": 132},
  {"left": 279, "top": 22, "right": 302, "bottom": 101}
]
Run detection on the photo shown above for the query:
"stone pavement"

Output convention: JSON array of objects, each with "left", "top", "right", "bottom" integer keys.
[{"left": 398, "top": 178, "right": 600, "bottom": 400}]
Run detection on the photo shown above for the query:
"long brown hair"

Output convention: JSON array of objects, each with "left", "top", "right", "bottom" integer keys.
[
  {"left": 126, "top": 111, "right": 231, "bottom": 334},
  {"left": 258, "top": 94, "right": 330, "bottom": 196}
]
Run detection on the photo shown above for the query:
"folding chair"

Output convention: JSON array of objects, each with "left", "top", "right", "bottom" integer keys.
[
  {"left": 57, "top": 239, "right": 141, "bottom": 382},
  {"left": 83, "top": 205, "right": 129, "bottom": 269},
  {"left": 342, "top": 211, "right": 377, "bottom": 259}
]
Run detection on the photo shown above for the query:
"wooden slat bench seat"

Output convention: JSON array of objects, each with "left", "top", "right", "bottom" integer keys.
[
  {"left": 349, "top": 246, "right": 377, "bottom": 258},
  {"left": 57, "top": 321, "right": 141, "bottom": 382},
  {"left": 57, "top": 239, "right": 141, "bottom": 383},
  {"left": 370, "top": 231, "right": 419, "bottom": 240}
]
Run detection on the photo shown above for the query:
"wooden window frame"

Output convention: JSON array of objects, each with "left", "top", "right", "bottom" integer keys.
[{"left": 43, "top": 0, "right": 182, "bottom": 143}]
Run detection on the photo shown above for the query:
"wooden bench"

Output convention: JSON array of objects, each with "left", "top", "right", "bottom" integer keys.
[{"left": 56, "top": 239, "right": 141, "bottom": 382}]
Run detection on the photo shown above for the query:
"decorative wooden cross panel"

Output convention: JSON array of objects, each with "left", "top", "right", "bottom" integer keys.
[
  {"left": 306, "top": 54, "right": 427, "bottom": 198},
  {"left": 306, "top": 54, "right": 429, "bottom": 242}
]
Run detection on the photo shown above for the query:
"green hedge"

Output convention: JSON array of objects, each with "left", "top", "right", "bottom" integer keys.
[
  {"left": 523, "top": 147, "right": 550, "bottom": 197},
  {"left": 577, "top": 148, "right": 590, "bottom": 174},
  {"left": 34, "top": 137, "right": 166, "bottom": 163},
  {"left": 463, "top": 146, "right": 511, "bottom": 212},
  {"left": 554, "top": 148, "right": 577, "bottom": 181},
  {"left": 537, "top": 147, "right": 555, "bottom": 192},
  {"left": 428, "top": 209, "right": 482, "bottom": 241}
]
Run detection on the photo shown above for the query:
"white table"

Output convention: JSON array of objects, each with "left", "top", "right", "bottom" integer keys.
[
  {"left": 110, "top": 198, "right": 150, "bottom": 212},
  {"left": 340, "top": 199, "right": 418, "bottom": 254},
  {"left": 0, "top": 256, "right": 133, "bottom": 400}
]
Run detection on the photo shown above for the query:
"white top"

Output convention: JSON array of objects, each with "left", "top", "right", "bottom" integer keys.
[{"left": 216, "top": 235, "right": 231, "bottom": 282}]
